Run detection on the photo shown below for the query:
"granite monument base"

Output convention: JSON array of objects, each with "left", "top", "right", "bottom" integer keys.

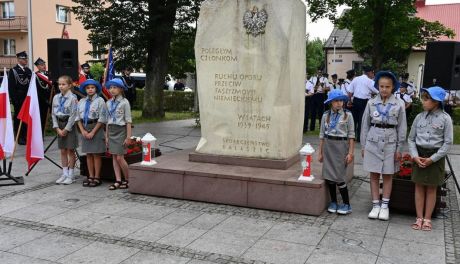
[{"left": 129, "top": 149, "right": 354, "bottom": 215}]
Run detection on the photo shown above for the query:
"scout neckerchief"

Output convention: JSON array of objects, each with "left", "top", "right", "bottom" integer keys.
[
  {"left": 376, "top": 103, "right": 392, "bottom": 123},
  {"left": 58, "top": 94, "right": 67, "bottom": 113},
  {"left": 328, "top": 111, "right": 341, "bottom": 133},
  {"left": 109, "top": 98, "right": 120, "bottom": 122},
  {"left": 83, "top": 95, "right": 95, "bottom": 126}
]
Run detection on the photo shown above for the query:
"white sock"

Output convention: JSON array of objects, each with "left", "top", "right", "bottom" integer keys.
[
  {"left": 381, "top": 198, "right": 390, "bottom": 209},
  {"left": 63, "top": 167, "right": 68, "bottom": 176},
  {"left": 68, "top": 168, "right": 74, "bottom": 178},
  {"left": 372, "top": 200, "right": 380, "bottom": 208}
]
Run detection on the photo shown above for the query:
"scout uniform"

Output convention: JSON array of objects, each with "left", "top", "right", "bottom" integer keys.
[
  {"left": 35, "top": 58, "right": 52, "bottom": 134},
  {"left": 76, "top": 80, "right": 108, "bottom": 154},
  {"left": 51, "top": 90, "right": 79, "bottom": 149},
  {"left": 8, "top": 51, "right": 32, "bottom": 145},
  {"left": 361, "top": 72, "right": 407, "bottom": 175},
  {"left": 408, "top": 87, "right": 453, "bottom": 186},
  {"left": 106, "top": 79, "right": 132, "bottom": 155},
  {"left": 319, "top": 90, "right": 355, "bottom": 215}
]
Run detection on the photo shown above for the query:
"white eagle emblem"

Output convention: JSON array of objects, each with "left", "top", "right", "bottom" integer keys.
[{"left": 243, "top": 6, "right": 268, "bottom": 37}]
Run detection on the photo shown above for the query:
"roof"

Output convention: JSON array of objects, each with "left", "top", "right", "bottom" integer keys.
[
  {"left": 324, "top": 3, "right": 460, "bottom": 50},
  {"left": 324, "top": 27, "right": 353, "bottom": 49},
  {"left": 416, "top": 3, "right": 460, "bottom": 42}
]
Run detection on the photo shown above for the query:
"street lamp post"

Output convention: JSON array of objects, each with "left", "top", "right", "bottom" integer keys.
[{"left": 332, "top": 36, "right": 338, "bottom": 75}]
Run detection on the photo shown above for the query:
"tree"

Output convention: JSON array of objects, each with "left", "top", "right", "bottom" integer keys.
[
  {"left": 72, "top": 0, "right": 202, "bottom": 118},
  {"left": 307, "top": 0, "right": 455, "bottom": 70},
  {"left": 306, "top": 37, "right": 325, "bottom": 76}
]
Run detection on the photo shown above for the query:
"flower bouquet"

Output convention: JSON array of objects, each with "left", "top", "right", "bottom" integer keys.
[{"left": 397, "top": 153, "right": 413, "bottom": 178}]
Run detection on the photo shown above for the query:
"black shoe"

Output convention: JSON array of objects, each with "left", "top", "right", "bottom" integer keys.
[{"left": 18, "top": 138, "right": 26, "bottom": 145}]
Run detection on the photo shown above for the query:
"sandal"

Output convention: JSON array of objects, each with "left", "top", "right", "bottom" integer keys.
[
  {"left": 109, "top": 181, "right": 121, "bottom": 190},
  {"left": 82, "top": 177, "right": 94, "bottom": 187},
  {"left": 119, "top": 180, "right": 129, "bottom": 189},
  {"left": 411, "top": 217, "right": 423, "bottom": 230},
  {"left": 422, "top": 219, "right": 432, "bottom": 231},
  {"left": 89, "top": 178, "right": 101, "bottom": 187}
]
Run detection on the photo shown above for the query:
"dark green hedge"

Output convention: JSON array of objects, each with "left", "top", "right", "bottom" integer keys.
[{"left": 133, "top": 89, "right": 195, "bottom": 112}]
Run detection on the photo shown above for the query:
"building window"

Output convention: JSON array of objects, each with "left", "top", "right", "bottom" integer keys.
[
  {"left": 92, "top": 44, "right": 101, "bottom": 60},
  {"left": 352, "top": 61, "right": 364, "bottom": 73},
  {"left": 3, "top": 39, "right": 16, "bottom": 55},
  {"left": 56, "top": 5, "right": 70, "bottom": 24},
  {"left": 1, "top": 2, "right": 15, "bottom": 19}
]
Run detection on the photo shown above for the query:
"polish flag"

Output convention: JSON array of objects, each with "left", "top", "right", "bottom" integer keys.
[
  {"left": 0, "top": 68, "right": 14, "bottom": 160},
  {"left": 17, "top": 73, "right": 44, "bottom": 168}
]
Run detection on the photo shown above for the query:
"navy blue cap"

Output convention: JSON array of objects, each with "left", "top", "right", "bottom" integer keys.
[
  {"left": 374, "top": 71, "right": 400, "bottom": 93},
  {"left": 16, "top": 51, "right": 28, "bottom": 59},
  {"left": 80, "top": 79, "right": 102, "bottom": 95}
]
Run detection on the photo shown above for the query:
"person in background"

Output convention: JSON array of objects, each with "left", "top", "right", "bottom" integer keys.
[
  {"left": 348, "top": 66, "right": 378, "bottom": 142},
  {"left": 303, "top": 73, "right": 314, "bottom": 132},
  {"left": 120, "top": 66, "right": 136, "bottom": 107},
  {"left": 395, "top": 82, "right": 413, "bottom": 120},
  {"left": 307, "top": 69, "right": 330, "bottom": 131},
  {"left": 343, "top": 69, "right": 356, "bottom": 111},
  {"left": 408, "top": 86, "right": 453, "bottom": 231},
  {"left": 174, "top": 78, "right": 186, "bottom": 91},
  {"left": 8, "top": 51, "right": 32, "bottom": 145},
  {"left": 330, "top": 74, "right": 341, "bottom": 91},
  {"left": 444, "top": 90, "right": 459, "bottom": 116},
  {"left": 34, "top": 57, "right": 52, "bottom": 135},
  {"left": 81, "top": 63, "right": 94, "bottom": 80}
]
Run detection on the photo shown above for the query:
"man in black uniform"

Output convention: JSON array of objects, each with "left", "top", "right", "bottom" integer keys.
[
  {"left": 35, "top": 58, "right": 52, "bottom": 135},
  {"left": 81, "top": 63, "right": 94, "bottom": 79},
  {"left": 8, "top": 51, "right": 32, "bottom": 145},
  {"left": 120, "top": 66, "right": 136, "bottom": 106}
]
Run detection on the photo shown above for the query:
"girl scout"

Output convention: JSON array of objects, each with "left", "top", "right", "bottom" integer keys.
[
  {"left": 105, "top": 78, "right": 132, "bottom": 190},
  {"left": 318, "top": 90, "right": 355, "bottom": 215},
  {"left": 52, "top": 75, "right": 79, "bottom": 185},
  {"left": 76, "top": 79, "right": 108, "bottom": 187},
  {"left": 361, "top": 71, "right": 407, "bottom": 221},
  {"left": 408, "top": 86, "right": 453, "bottom": 231}
]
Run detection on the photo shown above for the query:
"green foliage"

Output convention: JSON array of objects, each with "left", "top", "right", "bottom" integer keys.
[
  {"left": 407, "top": 97, "right": 423, "bottom": 129},
  {"left": 164, "top": 91, "right": 195, "bottom": 112},
  {"left": 134, "top": 89, "right": 195, "bottom": 112},
  {"left": 89, "top": 62, "right": 105, "bottom": 81},
  {"left": 452, "top": 107, "right": 460, "bottom": 125},
  {"left": 307, "top": 0, "right": 455, "bottom": 69},
  {"left": 381, "top": 59, "right": 407, "bottom": 78},
  {"left": 306, "top": 38, "right": 325, "bottom": 75}
]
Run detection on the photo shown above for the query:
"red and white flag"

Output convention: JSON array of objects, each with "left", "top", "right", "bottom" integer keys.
[
  {"left": 0, "top": 68, "right": 14, "bottom": 160},
  {"left": 17, "top": 73, "right": 44, "bottom": 168}
]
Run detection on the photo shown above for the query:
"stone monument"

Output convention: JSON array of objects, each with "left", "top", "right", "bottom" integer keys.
[
  {"left": 194, "top": 0, "right": 306, "bottom": 161},
  {"left": 129, "top": 0, "right": 333, "bottom": 216}
]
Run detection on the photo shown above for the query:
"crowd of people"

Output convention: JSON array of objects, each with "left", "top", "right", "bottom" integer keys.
[
  {"left": 312, "top": 67, "right": 453, "bottom": 231},
  {"left": 8, "top": 51, "right": 135, "bottom": 190}
]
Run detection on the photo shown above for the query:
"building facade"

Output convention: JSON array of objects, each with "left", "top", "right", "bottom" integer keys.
[{"left": 0, "top": 0, "right": 95, "bottom": 70}]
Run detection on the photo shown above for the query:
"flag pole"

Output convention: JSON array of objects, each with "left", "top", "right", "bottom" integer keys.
[{"left": 7, "top": 121, "right": 22, "bottom": 175}]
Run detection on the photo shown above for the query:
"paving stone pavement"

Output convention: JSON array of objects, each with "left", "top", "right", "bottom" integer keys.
[{"left": 0, "top": 119, "right": 458, "bottom": 264}]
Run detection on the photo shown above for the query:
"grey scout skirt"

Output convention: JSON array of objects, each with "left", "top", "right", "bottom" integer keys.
[
  {"left": 322, "top": 138, "right": 349, "bottom": 182},
  {"left": 81, "top": 120, "right": 105, "bottom": 154},
  {"left": 108, "top": 124, "right": 127, "bottom": 155},
  {"left": 411, "top": 146, "right": 445, "bottom": 186},
  {"left": 57, "top": 118, "right": 78, "bottom": 149},
  {"left": 363, "top": 126, "right": 399, "bottom": 175}
]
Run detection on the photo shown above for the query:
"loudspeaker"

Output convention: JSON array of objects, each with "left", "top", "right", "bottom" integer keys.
[
  {"left": 47, "top": 39, "right": 79, "bottom": 81},
  {"left": 423, "top": 41, "right": 460, "bottom": 90}
]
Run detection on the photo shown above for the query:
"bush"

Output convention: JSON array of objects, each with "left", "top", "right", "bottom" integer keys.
[
  {"left": 452, "top": 107, "right": 460, "bottom": 125},
  {"left": 134, "top": 89, "right": 195, "bottom": 112},
  {"left": 89, "top": 62, "right": 105, "bottom": 81},
  {"left": 407, "top": 97, "right": 423, "bottom": 128}
]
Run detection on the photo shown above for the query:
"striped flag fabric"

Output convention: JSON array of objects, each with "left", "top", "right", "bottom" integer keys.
[
  {"left": 17, "top": 73, "right": 44, "bottom": 168},
  {"left": 0, "top": 68, "right": 15, "bottom": 160}
]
